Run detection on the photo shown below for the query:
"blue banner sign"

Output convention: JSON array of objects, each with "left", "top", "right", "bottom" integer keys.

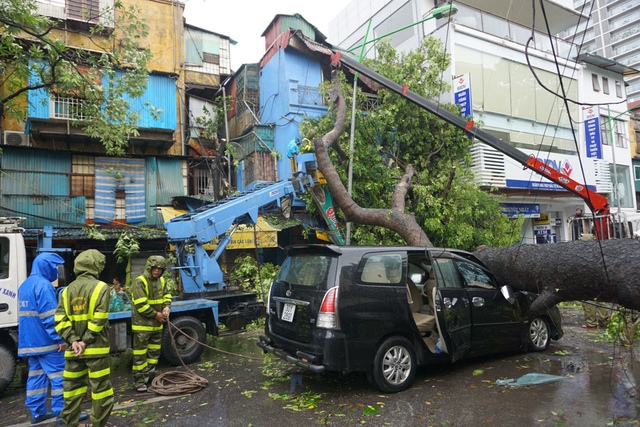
[
  {"left": 584, "top": 106, "right": 602, "bottom": 159},
  {"left": 453, "top": 73, "right": 472, "bottom": 118}
]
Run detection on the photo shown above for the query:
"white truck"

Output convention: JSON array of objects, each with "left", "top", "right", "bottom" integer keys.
[
  {"left": 0, "top": 217, "right": 220, "bottom": 395},
  {"left": 0, "top": 217, "right": 29, "bottom": 394}
]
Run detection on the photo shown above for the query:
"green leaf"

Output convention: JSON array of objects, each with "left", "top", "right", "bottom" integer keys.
[{"left": 362, "top": 405, "right": 381, "bottom": 416}]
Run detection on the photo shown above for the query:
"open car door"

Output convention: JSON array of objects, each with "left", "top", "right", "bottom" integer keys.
[{"left": 432, "top": 256, "right": 472, "bottom": 362}]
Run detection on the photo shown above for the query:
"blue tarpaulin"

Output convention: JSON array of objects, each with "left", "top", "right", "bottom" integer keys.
[{"left": 496, "top": 373, "right": 565, "bottom": 387}]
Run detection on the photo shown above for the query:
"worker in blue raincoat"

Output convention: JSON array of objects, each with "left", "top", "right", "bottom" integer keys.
[
  {"left": 286, "top": 137, "right": 301, "bottom": 172},
  {"left": 18, "top": 253, "right": 87, "bottom": 425}
]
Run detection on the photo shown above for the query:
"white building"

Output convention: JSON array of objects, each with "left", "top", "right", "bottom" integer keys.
[
  {"left": 328, "top": 0, "right": 639, "bottom": 242},
  {"left": 558, "top": 0, "right": 640, "bottom": 106}
]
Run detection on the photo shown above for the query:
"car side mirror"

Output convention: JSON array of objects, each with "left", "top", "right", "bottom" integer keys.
[{"left": 500, "top": 285, "right": 516, "bottom": 305}]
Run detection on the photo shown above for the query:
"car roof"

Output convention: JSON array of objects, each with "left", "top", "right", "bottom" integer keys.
[{"left": 284, "top": 244, "right": 476, "bottom": 258}]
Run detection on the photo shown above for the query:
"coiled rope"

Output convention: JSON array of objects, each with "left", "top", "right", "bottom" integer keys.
[{"left": 147, "top": 318, "right": 262, "bottom": 396}]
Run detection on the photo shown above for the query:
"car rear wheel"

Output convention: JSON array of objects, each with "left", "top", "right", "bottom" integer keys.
[
  {"left": 528, "top": 317, "right": 550, "bottom": 351},
  {"left": 368, "top": 336, "right": 417, "bottom": 393}
]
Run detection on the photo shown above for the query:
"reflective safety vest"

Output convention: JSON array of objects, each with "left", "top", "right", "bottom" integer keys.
[
  {"left": 131, "top": 276, "right": 171, "bottom": 332},
  {"left": 55, "top": 281, "right": 111, "bottom": 359}
]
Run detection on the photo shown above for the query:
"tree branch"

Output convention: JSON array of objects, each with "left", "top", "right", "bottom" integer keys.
[{"left": 313, "top": 69, "right": 433, "bottom": 247}]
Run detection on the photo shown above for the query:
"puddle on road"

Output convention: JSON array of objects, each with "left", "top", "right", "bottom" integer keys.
[
  {"left": 491, "top": 345, "right": 640, "bottom": 424},
  {"left": 202, "top": 330, "right": 264, "bottom": 361}
]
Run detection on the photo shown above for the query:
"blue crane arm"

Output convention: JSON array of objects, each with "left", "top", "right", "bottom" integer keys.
[
  {"left": 164, "top": 179, "right": 308, "bottom": 293},
  {"left": 165, "top": 181, "right": 299, "bottom": 245}
]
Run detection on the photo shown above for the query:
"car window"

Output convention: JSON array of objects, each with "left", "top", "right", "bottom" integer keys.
[
  {"left": 361, "top": 254, "right": 403, "bottom": 284},
  {"left": 455, "top": 260, "right": 495, "bottom": 289},
  {"left": 277, "top": 254, "right": 331, "bottom": 287},
  {"left": 433, "top": 258, "right": 463, "bottom": 288}
]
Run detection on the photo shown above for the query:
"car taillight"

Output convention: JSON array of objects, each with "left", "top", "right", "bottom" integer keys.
[
  {"left": 317, "top": 287, "right": 338, "bottom": 329},
  {"left": 267, "top": 282, "right": 274, "bottom": 314}
]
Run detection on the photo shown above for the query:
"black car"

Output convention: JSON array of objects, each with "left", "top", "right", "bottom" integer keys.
[{"left": 258, "top": 245, "right": 563, "bottom": 393}]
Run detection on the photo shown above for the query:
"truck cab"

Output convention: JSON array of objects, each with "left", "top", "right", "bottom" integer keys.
[{"left": 0, "top": 217, "right": 28, "bottom": 393}]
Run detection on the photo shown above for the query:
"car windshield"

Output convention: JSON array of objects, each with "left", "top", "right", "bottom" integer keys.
[{"left": 277, "top": 254, "right": 332, "bottom": 287}]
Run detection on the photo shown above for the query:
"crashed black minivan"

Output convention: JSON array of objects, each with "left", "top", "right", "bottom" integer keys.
[{"left": 258, "top": 245, "right": 563, "bottom": 393}]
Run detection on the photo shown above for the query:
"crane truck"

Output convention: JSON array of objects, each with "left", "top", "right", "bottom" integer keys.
[{"left": 0, "top": 154, "right": 341, "bottom": 395}]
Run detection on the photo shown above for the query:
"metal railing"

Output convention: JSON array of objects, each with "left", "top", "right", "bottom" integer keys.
[{"left": 568, "top": 213, "right": 633, "bottom": 241}]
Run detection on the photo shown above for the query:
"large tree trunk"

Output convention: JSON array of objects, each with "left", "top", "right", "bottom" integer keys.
[
  {"left": 314, "top": 71, "right": 433, "bottom": 247},
  {"left": 473, "top": 239, "right": 640, "bottom": 312}
]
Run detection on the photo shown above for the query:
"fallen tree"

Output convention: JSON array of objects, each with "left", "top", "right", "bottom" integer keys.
[
  {"left": 312, "top": 62, "right": 638, "bottom": 313},
  {"left": 474, "top": 240, "right": 640, "bottom": 312}
]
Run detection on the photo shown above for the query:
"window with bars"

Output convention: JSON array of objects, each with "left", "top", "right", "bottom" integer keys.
[
  {"left": 70, "top": 155, "right": 95, "bottom": 197},
  {"left": 600, "top": 117, "right": 628, "bottom": 148},
  {"left": 67, "top": 0, "right": 100, "bottom": 22},
  {"left": 51, "top": 95, "right": 86, "bottom": 120},
  {"left": 297, "top": 84, "right": 325, "bottom": 106},
  {"left": 194, "top": 167, "right": 214, "bottom": 195}
]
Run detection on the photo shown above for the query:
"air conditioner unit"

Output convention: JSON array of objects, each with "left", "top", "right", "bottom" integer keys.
[{"left": 2, "top": 131, "right": 29, "bottom": 147}]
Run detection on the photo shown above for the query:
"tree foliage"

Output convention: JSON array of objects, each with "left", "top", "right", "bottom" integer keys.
[
  {"left": 0, "top": 0, "right": 153, "bottom": 155},
  {"left": 300, "top": 39, "right": 522, "bottom": 251}
]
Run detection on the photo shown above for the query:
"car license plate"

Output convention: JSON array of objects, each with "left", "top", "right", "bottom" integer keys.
[{"left": 281, "top": 303, "right": 296, "bottom": 322}]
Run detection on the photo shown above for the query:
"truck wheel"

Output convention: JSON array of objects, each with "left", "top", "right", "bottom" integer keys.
[
  {"left": 0, "top": 344, "right": 17, "bottom": 395},
  {"left": 161, "top": 316, "right": 206, "bottom": 365},
  {"left": 368, "top": 336, "right": 417, "bottom": 393}
]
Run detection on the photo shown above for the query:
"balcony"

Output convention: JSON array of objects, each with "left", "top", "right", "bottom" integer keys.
[{"left": 36, "top": 0, "right": 115, "bottom": 31}]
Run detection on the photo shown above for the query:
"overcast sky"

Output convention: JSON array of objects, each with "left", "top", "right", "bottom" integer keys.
[{"left": 182, "top": 0, "right": 347, "bottom": 70}]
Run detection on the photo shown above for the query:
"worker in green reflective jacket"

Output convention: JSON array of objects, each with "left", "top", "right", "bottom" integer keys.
[
  {"left": 54, "top": 249, "right": 114, "bottom": 427},
  {"left": 131, "top": 255, "right": 172, "bottom": 392}
]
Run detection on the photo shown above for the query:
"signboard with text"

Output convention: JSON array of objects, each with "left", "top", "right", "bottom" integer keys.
[
  {"left": 453, "top": 73, "right": 473, "bottom": 118},
  {"left": 584, "top": 106, "right": 602, "bottom": 159},
  {"left": 500, "top": 203, "right": 540, "bottom": 218}
]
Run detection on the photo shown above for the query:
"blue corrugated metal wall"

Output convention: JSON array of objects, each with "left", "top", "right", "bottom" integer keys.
[
  {"left": 142, "top": 157, "right": 184, "bottom": 227},
  {"left": 27, "top": 62, "right": 177, "bottom": 130},
  {"left": 122, "top": 73, "right": 177, "bottom": 130},
  {"left": 259, "top": 48, "right": 327, "bottom": 182},
  {"left": 0, "top": 148, "right": 184, "bottom": 229},
  {"left": 0, "top": 148, "right": 85, "bottom": 228}
]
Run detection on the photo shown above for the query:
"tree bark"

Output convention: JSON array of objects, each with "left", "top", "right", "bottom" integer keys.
[
  {"left": 314, "top": 71, "right": 433, "bottom": 247},
  {"left": 473, "top": 239, "right": 640, "bottom": 312}
]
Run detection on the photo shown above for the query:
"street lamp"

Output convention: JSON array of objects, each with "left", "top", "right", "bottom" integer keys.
[{"left": 344, "top": 4, "right": 458, "bottom": 244}]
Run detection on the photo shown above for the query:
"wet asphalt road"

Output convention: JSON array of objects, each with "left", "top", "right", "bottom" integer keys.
[{"left": 1, "top": 306, "right": 638, "bottom": 427}]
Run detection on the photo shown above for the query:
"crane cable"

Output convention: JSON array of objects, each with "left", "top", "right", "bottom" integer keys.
[{"left": 148, "top": 318, "right": 263, "bottom": 396}]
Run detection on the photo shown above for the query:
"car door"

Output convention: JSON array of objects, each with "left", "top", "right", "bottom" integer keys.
[
  {"left": 341, "top": 251, "right": 410, "bottom": 369},
  {"left": 432, "top": 256, "right": 472, "bottom": 362},
  {"left": 454, "top": 258, "right": 524, "bottom": 355}
]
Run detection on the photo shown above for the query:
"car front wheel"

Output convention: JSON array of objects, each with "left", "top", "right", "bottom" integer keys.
[
  {"left": 368, "top": 336, "right": 417, "bottom": 393},
  {"left": 528, "top": 317, "right": 550, "bottom": 351}
]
